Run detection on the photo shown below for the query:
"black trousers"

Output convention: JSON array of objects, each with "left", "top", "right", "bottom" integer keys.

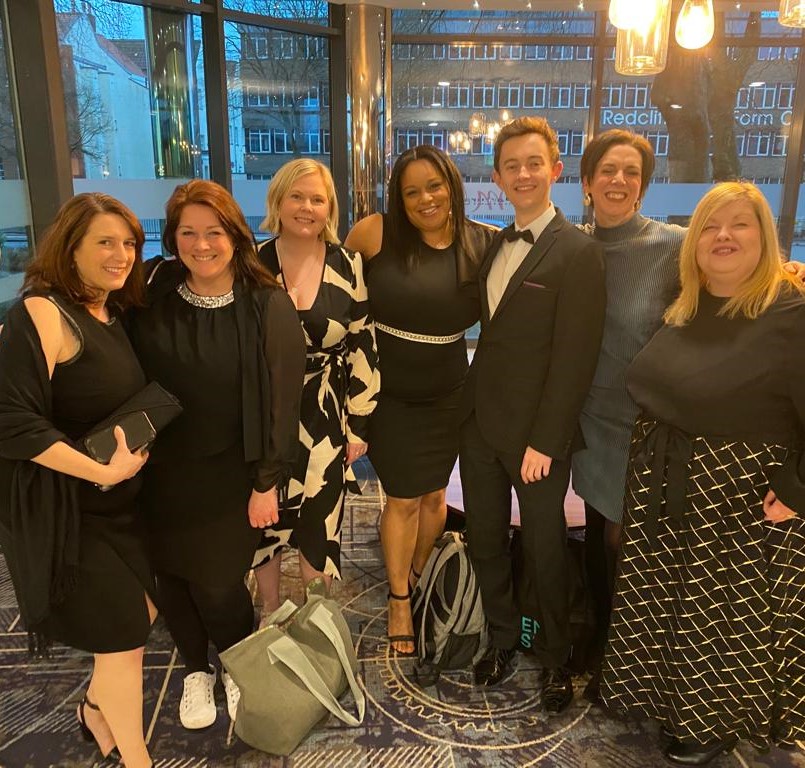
[
  {"left": 155, "top": 570, "right": 254, "bottom": 675},
  {"left": 460, "top": 415, "right": 571, "bottom": 668}
]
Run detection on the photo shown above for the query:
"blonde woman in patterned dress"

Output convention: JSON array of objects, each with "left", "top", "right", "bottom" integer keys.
[
  {"left": 254, "top": 159, "right": 380, "bottom": 618},
  {"left": 601, "top": 182, "right": 805, "bottom": 765}
]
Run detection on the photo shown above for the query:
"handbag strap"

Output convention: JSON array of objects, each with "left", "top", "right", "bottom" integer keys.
[{"left": 265, "top": 603, "right": 366, "bottom": 725}]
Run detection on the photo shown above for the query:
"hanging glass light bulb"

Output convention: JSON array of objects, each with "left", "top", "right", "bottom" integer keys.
[
  {"left": 615, "top": 0, "right": 672, "bottom": 75},
  {"left": 675, "top": 0, "right": 715, "bottom": 48},
  {"left": 609, "top": 0, "right": 659, "bottom": 30},
  {"left": 779, "top": 0, "right": 805, "bottom": 26}
]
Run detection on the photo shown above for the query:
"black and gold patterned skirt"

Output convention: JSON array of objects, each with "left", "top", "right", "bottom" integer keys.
[{"left": 601, "top": 418, "right": 805, "bottom": 749}]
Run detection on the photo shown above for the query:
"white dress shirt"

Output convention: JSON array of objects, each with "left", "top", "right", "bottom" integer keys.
[{"left": 487, "top": 204, "right": 555, "bottom": 318}]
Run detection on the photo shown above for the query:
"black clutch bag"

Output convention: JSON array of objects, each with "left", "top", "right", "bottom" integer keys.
[{"left": 81, "top": 381, "right": 183, "bottom": 464}]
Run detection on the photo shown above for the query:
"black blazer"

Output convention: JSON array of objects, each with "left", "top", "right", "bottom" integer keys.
[{"left": 459, "top": 208, "right": 606, "bottom": 460}]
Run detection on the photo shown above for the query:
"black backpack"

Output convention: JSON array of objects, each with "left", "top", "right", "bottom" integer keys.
[
  {"left": 511, "top": 527, "right": 595, "bottom": 673},
  {"left": 411, "top": 531, "right": 489, "bottom": 686}
]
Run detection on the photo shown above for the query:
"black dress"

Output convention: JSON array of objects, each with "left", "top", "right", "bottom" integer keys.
[
  {"left": 129, "top": 265, "right": 304, "bottom": 586},
  {"left": 365, "top": 216, "right": 490, "bottom": 498},
  {"left": 601, "top": 287, "right": 805, "bottom": 749},
  {"left": 0, "top": 295, "right": 154, "bottom": 653}
]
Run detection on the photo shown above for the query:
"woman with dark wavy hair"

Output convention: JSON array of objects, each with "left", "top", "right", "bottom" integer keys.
[
  {"left": 0, "top": 193, "right": 155, "bottom": 766},
  {"left": 128, "top": 180, "right": 305, "bottom": 731},
  {"left": 345, "top": 145, "right": 495, "bottom": 655}
]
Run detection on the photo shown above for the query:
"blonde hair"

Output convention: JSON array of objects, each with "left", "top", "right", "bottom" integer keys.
[
  {"left": 664, "top": 181, "right": 799, "bottom": 326},
  {"left": 261, "top": 159, "right": 340, "bottom": 243}
]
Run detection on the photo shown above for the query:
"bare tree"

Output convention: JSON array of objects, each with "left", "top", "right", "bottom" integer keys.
[
  {"left": 0, "top": 32, "right": 20, "bottom": 171},
  {"left": 226, "top": 1, "right": 330, "bottom": 162},
  {"left": 54, "top": 0, "right": 134, "bottom": 39},
  {"left": 650, "top": 12, "right": 760, "bottom": 182}
]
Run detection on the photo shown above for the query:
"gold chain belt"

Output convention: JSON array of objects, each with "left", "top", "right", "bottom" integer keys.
[{"left": 375, "top": 322, "right": 465, "bottom": 345}]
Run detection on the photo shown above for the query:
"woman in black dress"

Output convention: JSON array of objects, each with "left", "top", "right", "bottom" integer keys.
[
  {"left": 345, "top": 145, "right": 495, "bottom": 654},
  {"left": 601, "top": 182, "right": 805, "bottom": 765},
  {"left": 129, "top": 181, "right": 305, "bottom": 731},
  {"left": 0, "top": 194, "right": 155, "bottom": 767},
  {"left": 253, "top": 159, "right": 379, "bottom": 619}
]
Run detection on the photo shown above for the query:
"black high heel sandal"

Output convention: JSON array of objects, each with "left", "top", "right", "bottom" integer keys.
[
  {"left": 77, "top": 695, "right": 121, "bottom": 760},
  {"left": 387, "top": 590, "right": 417, "bottom": 657}
]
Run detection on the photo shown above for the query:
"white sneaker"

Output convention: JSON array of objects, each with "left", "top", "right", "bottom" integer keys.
[
  {"left": 179, "top": 670, "right": 216, "bottom": 729},
  {"left": 221, "top": 670, "right": 240, "bottom": 722}
]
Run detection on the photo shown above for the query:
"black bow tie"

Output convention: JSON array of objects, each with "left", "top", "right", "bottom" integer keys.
[{"left": 503, "top": 225, "right": 534, "bottom": 244}]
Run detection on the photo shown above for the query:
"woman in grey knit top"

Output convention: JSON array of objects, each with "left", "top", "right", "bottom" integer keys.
[{"left": 573, "top": 131, "right": 686, "bottom": 700}]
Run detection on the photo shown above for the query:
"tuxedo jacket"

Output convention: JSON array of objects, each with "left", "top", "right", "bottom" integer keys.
[{"left": 459, "top": 208, "right": 606, "bottom": 460}]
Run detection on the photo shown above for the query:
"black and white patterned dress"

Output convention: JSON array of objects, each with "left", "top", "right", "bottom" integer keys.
[
  {"left": 255, "top": 239, "right": 380, "bottom": 579},
  {"left": 601, "top": 287, "right": 805, "bottom": 750}
]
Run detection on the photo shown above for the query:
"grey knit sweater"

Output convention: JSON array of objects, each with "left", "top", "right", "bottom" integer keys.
[{"left": 572, "top": 214, "right": 686, "bottom": 523}]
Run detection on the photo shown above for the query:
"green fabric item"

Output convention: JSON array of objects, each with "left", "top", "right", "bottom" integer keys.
[{"left": 220, "top": 580, "right": 365, "bottom": 755}]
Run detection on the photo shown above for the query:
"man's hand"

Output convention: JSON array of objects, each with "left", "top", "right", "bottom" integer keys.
[{"left": 521, "top": 447, "right": 552, "bottom": 484}]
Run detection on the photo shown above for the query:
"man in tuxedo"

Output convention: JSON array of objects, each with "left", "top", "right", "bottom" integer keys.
[{"left": 459, "top": 117, "right": 606, "bottom": 712}]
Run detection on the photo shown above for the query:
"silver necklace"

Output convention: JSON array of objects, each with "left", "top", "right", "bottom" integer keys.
[
  {"left": 276, "top": 241, "right": 322, "bottom": 296},
  {"left": 177, "top": 281, "right": 234, "bottom": 308}
]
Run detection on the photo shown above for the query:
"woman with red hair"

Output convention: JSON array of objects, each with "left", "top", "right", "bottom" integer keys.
[{"left": 129, "top": 180, "right": 305, "bottom": 732}]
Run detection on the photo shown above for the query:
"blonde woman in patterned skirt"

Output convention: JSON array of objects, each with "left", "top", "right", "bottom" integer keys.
[
  {"left": 253, "top": 159, "right": 380, "bottom": 619},
  {"left": 601, "top": 181, "right": 805, "bottom": 765}
]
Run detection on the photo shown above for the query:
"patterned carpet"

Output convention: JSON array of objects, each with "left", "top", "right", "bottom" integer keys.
[{"left": 0, "top": 460, "right": 803, "bottom": 768}]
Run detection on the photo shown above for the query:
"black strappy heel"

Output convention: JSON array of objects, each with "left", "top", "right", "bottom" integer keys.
[
  {"left": 387, "top": 590, "right": 416, "bottom": 657},
  {"left": 77, "top": 695, "right": 121, "bottom": 760}
]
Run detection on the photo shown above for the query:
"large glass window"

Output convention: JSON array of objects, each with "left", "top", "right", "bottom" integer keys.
[
  {"left": 392, "top": 11, "right": 594, "bottom": 227},
  {"left": 225, "top": 21, "right": 330, "bottom": 235},
  {"left": 0, "top": 11, "right": 32, "bottom": 320},
  {"left": 54, "top": 1, "right": 209, "bottom": 258},
  {"left": 600, "top": 24, "right": 797, "bottom": 226},
  {"left": 223, "top": 0, "right": 329, "bottom": 26}
]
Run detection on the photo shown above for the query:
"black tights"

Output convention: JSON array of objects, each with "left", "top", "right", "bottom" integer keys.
[
  {"left": 584, "top": 503, "right": 622, "bottom": 661},
  {"left": 155, "top": 571, "right": 254, "bottom": 674}
]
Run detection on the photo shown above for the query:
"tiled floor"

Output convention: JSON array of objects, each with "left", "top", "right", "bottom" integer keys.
[{"left": 0, "top": 459, "right": 802, "bottom": 767}]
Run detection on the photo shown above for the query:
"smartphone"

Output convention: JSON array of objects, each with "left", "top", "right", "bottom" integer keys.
[{"left": 84, "top": 411, "right": 156, "bottom": 464}]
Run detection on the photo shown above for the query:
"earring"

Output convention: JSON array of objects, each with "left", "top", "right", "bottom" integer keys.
[{"left": 583, "top": 192, "right": 592, "bottom": 207}]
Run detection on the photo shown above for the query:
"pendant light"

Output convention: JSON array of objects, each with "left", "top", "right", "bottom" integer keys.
[
  {"left": 675, "top": 0, "right": 715, "bottom": 48},
  {"left": 779, "top": 0, "right": 805, "bottom": 27},
  {"left": 609, "top": 0, "right": 664, "bottom": 30},
  {"left": 615, "top": 0, "right": 672, "bottom": 75}
]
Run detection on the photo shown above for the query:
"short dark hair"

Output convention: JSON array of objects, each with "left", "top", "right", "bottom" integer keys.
[
  {"left": 493, "top": 117, "right": 560, "bottom": 171},
  {"left": 580, "top": 129, "right": 655, "bottom": 202},
  {"left": 387, "top": 144, "right": 471, "bottom": 271},
  {"left": 24, "top": 192, "right": 145, "bottom": 310},
  {"left": 163, "top": 180, "right": 279, "bottom": 290}
]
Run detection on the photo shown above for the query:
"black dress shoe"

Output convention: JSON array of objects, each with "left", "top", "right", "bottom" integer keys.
[
  {"left": 664, "top": 736, "right": 738, "bottom": 766},
  {"left": 473, "top": 646, "right": 516, "bottom": 686},
  {"left": 541, "top": 666, "right": 573, "bottom": 714}
]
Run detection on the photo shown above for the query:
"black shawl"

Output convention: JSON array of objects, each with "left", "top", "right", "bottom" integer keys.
[{"left": 0, "top": 298, "right": 81, "bottom": 652}]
